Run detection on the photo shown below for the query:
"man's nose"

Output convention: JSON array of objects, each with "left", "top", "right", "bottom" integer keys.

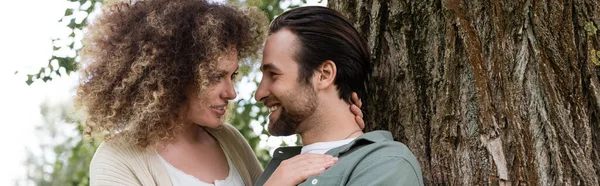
[{"left": 255, "top": 81, "right": 268, "bottom": 103}]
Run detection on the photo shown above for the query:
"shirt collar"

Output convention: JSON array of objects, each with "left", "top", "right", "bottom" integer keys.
[
  {"left": 271, "top": 131, "right": 394, "bottom": 159},
  {"left": 325, "top": 130, "right": 394, "bottom": 156}
]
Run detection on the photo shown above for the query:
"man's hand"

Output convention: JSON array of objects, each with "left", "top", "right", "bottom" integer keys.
[{"left": 264, "top": 153, "right": 339, "bottom": 186}]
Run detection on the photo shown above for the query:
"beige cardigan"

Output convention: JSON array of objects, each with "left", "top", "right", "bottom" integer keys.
[{"left": 89, "top": 124, "right": 263, "bottom": 186}]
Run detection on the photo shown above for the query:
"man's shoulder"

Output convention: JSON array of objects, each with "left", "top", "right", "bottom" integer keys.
[
  {"left": 337, "top": 131, "right": 422, "bottom": 175},
  {"left": 355, "top": 139, "right": 421, "bottom": 171},
  {"left": 330, "top": 133, "right": 424, "bottom": 185},
  {"left": 361, "top": 138, "right": 415, "bottom": 158},
  {"left": 297, "top": 138, "right": 424, "bottom": 186},
  {"left": 345, "top": 131, "right": 416, "bottom": 159},
  {"left": 340, "top": 137, "right": 417, "bottom": 167}
]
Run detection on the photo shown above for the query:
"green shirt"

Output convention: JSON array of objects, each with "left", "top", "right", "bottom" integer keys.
[{"left": 255, "top": 131, "right": 424, "bottom": 186}]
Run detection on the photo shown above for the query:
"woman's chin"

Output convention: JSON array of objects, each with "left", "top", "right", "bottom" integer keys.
[{"left": 197, "top": 119, "right": 224, "bottom": 128}]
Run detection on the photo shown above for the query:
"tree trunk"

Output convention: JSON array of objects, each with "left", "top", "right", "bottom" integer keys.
[{"left": 329, "top": 0, "right": 600, "bottom": 185}]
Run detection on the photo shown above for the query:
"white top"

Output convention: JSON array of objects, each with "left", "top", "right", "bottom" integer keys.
[
  {"left": 157, "top": 150, "right": 244, "bottom": 186},
  {"left": 301, "top": 138, "right": 357, "bottom": 154}
]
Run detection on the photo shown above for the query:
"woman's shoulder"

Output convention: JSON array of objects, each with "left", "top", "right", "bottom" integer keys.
[
  {"left": 91, "top": 141, "right": 152, "bottom": 167},
  {"left": 207, "top": 123, "right": 244, "bottom": 138},
  {"left": 221, "top": 123, "right": 243, "bottom": 135},
  {"left": 90, "top": 142, "right": 158, "bottom": 185},
  {"left": 94, "top": 141, "right": 141, "bottom": 156}
]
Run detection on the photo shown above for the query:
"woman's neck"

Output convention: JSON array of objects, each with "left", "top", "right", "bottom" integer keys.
[
  {"left": 157, "top": 123, "right": 215, "bottom": 155},
  {"left": 178, "top": 124, "right": 211, "bottom": 144}
]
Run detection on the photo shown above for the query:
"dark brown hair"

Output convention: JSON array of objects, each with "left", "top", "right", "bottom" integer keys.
[
  {"left": 76, "top": 0, "right": 267, "bottom": 148},
  {"left": 268, "top": 6, "right": 371, "bottom": 105}
]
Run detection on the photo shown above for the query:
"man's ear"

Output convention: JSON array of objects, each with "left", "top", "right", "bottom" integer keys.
[{"left": 315, "top": 60, "right": 336, "bottom": 90}]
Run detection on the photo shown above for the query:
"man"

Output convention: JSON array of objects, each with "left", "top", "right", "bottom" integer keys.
[{"left": 254, "top": 6, "right": 424, "bottom": 186}]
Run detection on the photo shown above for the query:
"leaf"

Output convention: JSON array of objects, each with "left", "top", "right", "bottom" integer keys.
[
  {"left": 65, "top": 9, "right": 74, "bottom": 16},
  {"left": 42, "top": 76, "right": 53, "bottom": 82},
  {"left": 67, "top": 19, "right": 77, "bottom": 29},
  {"left": 26, "top": 75, "right": 34, "bottom": 85}
]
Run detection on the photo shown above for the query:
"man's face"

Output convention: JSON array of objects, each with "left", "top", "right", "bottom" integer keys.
[{"left": 255, "top": 29, "right": 318, "bottom": 136}]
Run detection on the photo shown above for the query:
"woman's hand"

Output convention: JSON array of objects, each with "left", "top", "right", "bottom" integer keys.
[
  {"left": 350, "top": 92, "right": 365, "bottom": 130},
  {"left": 264, "top": 153, "right": 339, "bottom": 186}
]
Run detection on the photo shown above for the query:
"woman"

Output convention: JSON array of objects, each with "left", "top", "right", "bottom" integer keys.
[{"left": 77, "top": 0, "right": 364, "bottom": 185}]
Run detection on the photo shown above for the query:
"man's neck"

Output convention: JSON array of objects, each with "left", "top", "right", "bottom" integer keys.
[{"left": 299, "top": 99, "right": 363, "bottom": 146}]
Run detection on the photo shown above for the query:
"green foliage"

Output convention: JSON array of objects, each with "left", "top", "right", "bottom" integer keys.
[
  {"left": 23, "top": 0, "right": 101, "bottom": 85},
  {"left": 247, "top": 0, "right": 291, "bottom": 21},
  {"left": 23, "top": 101, "right": 97, "bottom": 186}
]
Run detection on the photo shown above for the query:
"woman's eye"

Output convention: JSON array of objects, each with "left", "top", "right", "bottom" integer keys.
[
  {"left": 231, "top": 72, "right": 239, "bottom": 79},
  {"left": 212, "top": 74, "right": 224, "bottom": 81}
]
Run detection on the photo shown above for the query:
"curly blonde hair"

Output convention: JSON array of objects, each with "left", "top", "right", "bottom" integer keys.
[{"left": 76, "top": 0, "right": 267, "bottom": 149}]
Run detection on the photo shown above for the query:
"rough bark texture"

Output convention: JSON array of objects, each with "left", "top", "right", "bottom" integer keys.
[{"left": 329, "top": 0, "right": 600, "bottom": 185}]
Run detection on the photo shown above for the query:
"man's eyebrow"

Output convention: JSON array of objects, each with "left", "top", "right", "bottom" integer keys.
[{"left": 260, "top": 63, "right": 280, "bottom": 72}]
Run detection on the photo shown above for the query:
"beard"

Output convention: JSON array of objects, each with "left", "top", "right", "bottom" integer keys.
[{"left": 267, "top": 85, "right": 318, "bottom": 136}]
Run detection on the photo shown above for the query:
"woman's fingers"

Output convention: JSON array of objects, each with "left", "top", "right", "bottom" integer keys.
[
  {"left": 286, "top": 153, "right": 330, "bottom": 164},
  {"left": 355, "top": 115, "right": 365, "bottom": 130},
  {"left": 350, "top": 93, "right": 365, "bottom": 130},
  {"left": 351, "top": 92, "right": 362, "bottom": 108},
  {"left": 351, "top": 105, "right": 365, "bottom": 129},
  {"left": 300, "top": 167, "right": 326, "bottom": 181},
  {"left": 267, "top": 153, "right": 339, "bottom": 185},
  {"left": 350, "top": 104, "right": 363, "bottom": 118},
  {"left": 291, "top": 155, "right": 339, "bottom": 181},
  {"left": 286, "top": 153, "right": 338, "bottom": 169}
]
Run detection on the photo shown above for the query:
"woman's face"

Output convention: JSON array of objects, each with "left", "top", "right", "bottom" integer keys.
[{"left": 185, "top": 52, "right": 239, "bottom": 128}]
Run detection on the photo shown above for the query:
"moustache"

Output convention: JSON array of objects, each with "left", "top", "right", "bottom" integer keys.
[{"left": 261, "top": 96, "right": 278, "bottom": 107}]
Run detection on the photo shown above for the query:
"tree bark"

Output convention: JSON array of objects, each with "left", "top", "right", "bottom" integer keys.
[{"left": 329, "top": 0, "right": 600, "bottom": 185}]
